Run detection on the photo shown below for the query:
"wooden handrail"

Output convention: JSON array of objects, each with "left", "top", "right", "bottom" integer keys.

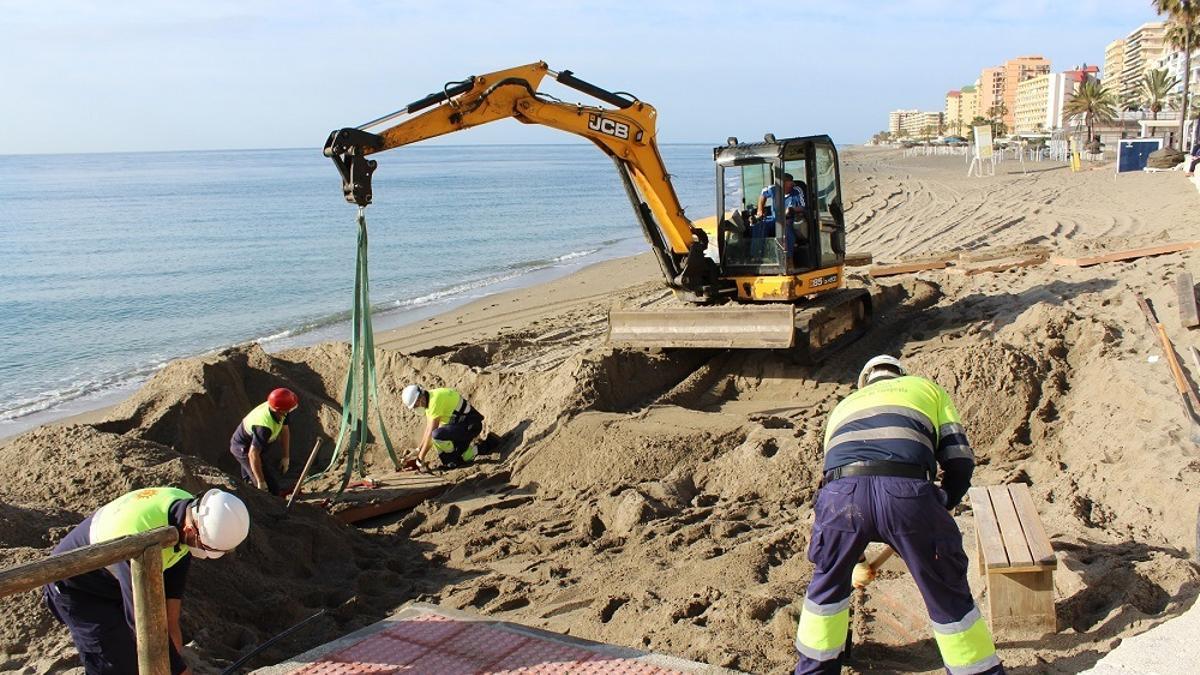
[{"left": 0, "top": 525, "right": 179, "bottom": 675}]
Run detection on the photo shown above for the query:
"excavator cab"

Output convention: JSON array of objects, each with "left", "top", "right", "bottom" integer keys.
[{"left": 715, "top": 135, "right": 847, "bottom": 286}]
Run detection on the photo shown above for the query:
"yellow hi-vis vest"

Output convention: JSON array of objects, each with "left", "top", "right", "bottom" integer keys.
[
  {"left": 242, "top": 401, "right": 284, "bottom": 443},
  {"left": 88, "top": 487, "right": 192, "bottom": 571}
]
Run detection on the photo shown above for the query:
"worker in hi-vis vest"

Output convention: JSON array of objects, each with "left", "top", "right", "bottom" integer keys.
[
  {"left": 794, "top": 355, "right": 1003, "bottom": 675},
  {"left": 44, "top": 487, "right": 250, "bottom": 675},
  {"left": 401, "top": 383, "right": 486, "bottom": 469},
  {"left": 229, "top": 388, "right": 298, "bottom": 495}
]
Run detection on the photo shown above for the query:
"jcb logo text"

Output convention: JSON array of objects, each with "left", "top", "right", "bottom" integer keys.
[{"left": 588, "top": 114, "right": 630, "bottom": 140}]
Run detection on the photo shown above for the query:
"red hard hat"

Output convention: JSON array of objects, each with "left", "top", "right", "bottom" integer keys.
[{"left": 267, "top": 388, "right": 299, "bottom": 413}]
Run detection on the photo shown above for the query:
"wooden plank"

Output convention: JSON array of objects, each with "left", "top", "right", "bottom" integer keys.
[
  {"left": 0, "top": 526, "right": 178, "bottom": 597},
  {"left": 844, "top": 251, "right": 873, "bottom": 267},
  {"left": 1049, "top": 240, "right": 1200, "bottom": 267},
  {"left": 987, "top": 485, "right": 1034, "bottom": 568},
  {"left": 868, "top": 260, "right": 949, "bottom": 277},
  {"left": 1178, "top": 272, "right": 1200, "bottom": 329},
  {"left": 967, "top": 487, "right": 1009, "bottom": 569},
  {"left": 131, "top": 543, "right": 171, "bottom": 675},
  {"left": 1008, "top": 483, "right": 1056, "bottom": 568},
  {"left": 944, "top": 254, "right": 1047, "bottom": 276}
]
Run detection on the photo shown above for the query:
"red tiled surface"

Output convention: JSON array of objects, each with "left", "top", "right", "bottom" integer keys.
[{"left": 287, "top": 612, "right": 688, "bottom": 675}]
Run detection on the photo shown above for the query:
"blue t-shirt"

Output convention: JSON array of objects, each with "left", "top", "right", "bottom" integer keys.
[
  {"left": 759, "top": 185, "right": 806, "bottom": 224},
  {"left": 230, "top": 411, "right": 289, "bottom": 457}
]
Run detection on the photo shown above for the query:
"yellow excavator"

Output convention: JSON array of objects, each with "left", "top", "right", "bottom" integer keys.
[{"left": 324, "top": 61, "right": 869, "bottom": 362}]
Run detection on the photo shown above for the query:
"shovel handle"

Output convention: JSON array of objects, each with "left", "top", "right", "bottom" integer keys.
[{"left": 286, "top": 440, "right": 323, "bottom": 511}]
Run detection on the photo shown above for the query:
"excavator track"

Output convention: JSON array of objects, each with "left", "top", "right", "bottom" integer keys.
[{"left": 608, "top": 287, "right": 871, "bottom": 362}]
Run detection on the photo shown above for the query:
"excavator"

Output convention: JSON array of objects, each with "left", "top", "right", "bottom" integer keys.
[{"left": 323, "top": 61, "right": 870, "bottom": 362}]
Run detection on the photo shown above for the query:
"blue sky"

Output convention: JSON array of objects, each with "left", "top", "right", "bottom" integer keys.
[{"left": 0, "top": 1, "right": 1163, "bottom": 154}]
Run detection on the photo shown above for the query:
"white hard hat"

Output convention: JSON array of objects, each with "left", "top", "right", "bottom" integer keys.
[
  {"left": 188, "top": 489, "right": 250, "bottom": 559},
  {"left": 858, "top": 355, "right": 906, "bottom": 389},
  {"left": 401, "top": 384, "right": 424, "bottom": 409}
]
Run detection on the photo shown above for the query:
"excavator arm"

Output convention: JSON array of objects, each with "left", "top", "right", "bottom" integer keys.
[{"left": 323, "top": 61, "right": 719, "bottom": 301}]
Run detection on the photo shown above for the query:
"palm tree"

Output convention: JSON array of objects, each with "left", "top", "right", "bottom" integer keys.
[
  {"left": 1065, "top": 80, "right": 1118, "bottom": 151},
  {"left": 1139, "top": 68, "right": 1181, "bottom": 119},
  {"left": 1154, "top": 0, "right": 1200, "bottom": 149}
]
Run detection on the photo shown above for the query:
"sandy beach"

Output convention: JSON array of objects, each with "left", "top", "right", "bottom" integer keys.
[{"left": 5, "top": 146, "right": 1200, "bottom": 674}]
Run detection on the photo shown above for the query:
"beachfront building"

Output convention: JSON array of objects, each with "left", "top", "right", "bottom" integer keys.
[
  {"left": 1014, "top": 74, "right": 1056, "bottom": 133},
  {"left": 1104, "top": 39, "right": 1126, "bottom": 86},
  {"left": 1015, "top": 65, "right": 1100, "bottom": 134},
  {"left": 944, "top": 91, "right": 962, "bottom": 136},
  {"left": 959, "top": 82, "right": 980, "bottom": 127},
  {"left": 978, "top": 57, "right": 1052, "bottom": 129},
  {"left": 907, "top": 112, "right": 944, "bottom": 138},
  {"left": 1119, "top": 22, "right": 1167, "bottom": 103},
  {"left": 1157, "top": 46, "right": 1200, "bottom": 101},
  {"left": 889, "top": 109, "right": 918, "bottom": 136}
]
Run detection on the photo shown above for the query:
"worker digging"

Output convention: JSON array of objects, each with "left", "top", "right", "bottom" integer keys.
[
  {"left": 795, "top": 355, "right": 1001, "bottom": 674},
  {"left": 402, "top": 383, "right": 489, "bottom": 471},
  {"left": 229, "top": 388, "right": 299, "bottom": 497},
  {"left": 43, "top": 488, "right": 251, "bottom": 675}
]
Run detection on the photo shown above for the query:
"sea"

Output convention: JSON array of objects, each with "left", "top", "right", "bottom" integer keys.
[{"left": 0, "top": 144, "right": 717, "bottom": 438}]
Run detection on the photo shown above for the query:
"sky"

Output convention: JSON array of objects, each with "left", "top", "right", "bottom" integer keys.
[{"left": 0, "top": 0, "right": 1166, "bottom": 154}]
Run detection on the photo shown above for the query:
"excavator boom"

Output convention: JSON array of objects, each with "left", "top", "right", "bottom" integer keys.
[{"left": 324, "top": 62, "right": 871, "bottom": 362}]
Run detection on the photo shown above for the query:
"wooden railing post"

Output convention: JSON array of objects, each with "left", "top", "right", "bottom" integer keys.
[
  {"left": 0, "top": 526, "right": 178, "bottom": 675},
  {"left": 131, "top": 544, "right": 170, "bottom": 675}
]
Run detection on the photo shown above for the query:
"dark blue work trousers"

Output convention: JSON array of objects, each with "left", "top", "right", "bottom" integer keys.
[
  {"left": 795, "top": 475, "right": 1003, "bottom": 675},
  {"left": 44, "top": 583, "right": 139, "bottom": 675}
]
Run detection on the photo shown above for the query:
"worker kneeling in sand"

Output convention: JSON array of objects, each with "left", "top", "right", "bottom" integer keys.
[
  {"left": 794, "top": 355, "right": 1004, "bottom": 675},
  {"left": 44, "top": 487, "right": 250, "bottom": 675},
  {"left": 402, "top": 383, "right": 486, "bottom": 469},
  {"left": 230, "top": 388, "right": 298, "bottom": 495}
]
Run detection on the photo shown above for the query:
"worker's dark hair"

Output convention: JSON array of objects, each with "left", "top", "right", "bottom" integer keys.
[{"left": 783, "top": 172, "right": 794, "bottom": 181}]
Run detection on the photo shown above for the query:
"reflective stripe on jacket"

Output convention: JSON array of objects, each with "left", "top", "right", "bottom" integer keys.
[{"left": 822, "top": 375, "right": 973, "bottom": 474}]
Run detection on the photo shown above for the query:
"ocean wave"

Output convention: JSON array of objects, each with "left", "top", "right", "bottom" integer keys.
[
  {"left": 259, "top": 243, "right": 620, "bottom": 345},
  {"left": 0, "top": 362, "right": 167, "bottom": 422}
]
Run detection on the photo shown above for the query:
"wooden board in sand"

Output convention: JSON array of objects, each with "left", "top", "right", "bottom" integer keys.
[
  {"left": 1049, "top": 240, "right": 1200, "bottom": 267},
  {"left": 305, "top": 472, "right": 451, "bottom": 524}
]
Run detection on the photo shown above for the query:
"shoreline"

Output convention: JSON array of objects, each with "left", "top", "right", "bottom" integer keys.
[{"left": 0, "top": 248, "right": 659, "bottom": 444}]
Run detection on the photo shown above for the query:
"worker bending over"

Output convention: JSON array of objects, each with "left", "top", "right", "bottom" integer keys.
[
  {"left": 45, "top": 487, "right": 250, "bottom": 675},
  {"left": 230, "top": 388, "right": 298, "bottom": 495},
  {"left": 794, "top": 355, "right": 1003, "bottom": 675},
  {"left": 402, "top": 383, "right": 485, "bottom": 469}
]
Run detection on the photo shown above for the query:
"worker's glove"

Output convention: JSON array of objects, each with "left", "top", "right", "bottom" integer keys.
[
  {"left": 852, "top": 562, "right": 876, "bottom": 589},
  {"left": 280, "top": 455, "right": 290, "bottom": 473}
]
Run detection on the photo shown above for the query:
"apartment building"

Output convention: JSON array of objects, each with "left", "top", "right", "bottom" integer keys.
[
  {"left": 978, "top": 56, "right": 1052, "bottom": 129},
  {"left": 1104, "top": 39, "right": 1125, "bottom": 85},
  {"left": 1013, "top": 65, "right": 1099, "bottom": 133},
  {"left": 888, "top": 109, "right": 919, "bottom": 135},
  {"left": 959, "top": 82, "right": 980, "bottom": 128},
  {"left": 944, "top": 91, "right": 962, "bottom": 136},
  {"left": 1120, "top": 22, "right": 1167, "bottom": 102}
]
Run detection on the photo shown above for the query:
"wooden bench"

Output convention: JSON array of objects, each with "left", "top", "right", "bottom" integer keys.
[{"left": 968, "top": 483, "right": 1057, "bottom": 641}]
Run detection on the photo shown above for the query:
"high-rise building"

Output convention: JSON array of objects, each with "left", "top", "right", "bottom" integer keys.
[
  {"left": 1001, "top": 56, "right": 1052, "bottom": 128},
  {"left": 979, "top": 57, "right": 1051, "bottom": 130},
  {"left": 944, "top": 90, "right": 962, "bottom": 136},
  {"left": 959, "top": 81, "right": 980, "bottom": 129},
  {"left": 1120, "top": 22, "right": 1167, "bottom": 103},
  {"left": 1014, "top": 65, "right": 1100, "bottom": 133},
  {"left": 889, "top": 109, "right": 919, "bottom": 135},
  {"left": 901, "top": 112, "right": 944, "bottom": 137},
  {"left": 979, "top": 66, "right": 1005, "bottom": 121},
  {"left": 1104, "top": 39, "right": 1126, "bottom": 85}
]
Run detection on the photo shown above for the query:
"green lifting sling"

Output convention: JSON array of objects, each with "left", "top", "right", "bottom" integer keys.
[{"left": 308, "top": 207, "right": 401, "bottom": 498}]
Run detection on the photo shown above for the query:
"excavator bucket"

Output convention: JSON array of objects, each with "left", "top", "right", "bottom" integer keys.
[{"left": 608, "top": 288, "right": 871, "bottom": 363}]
